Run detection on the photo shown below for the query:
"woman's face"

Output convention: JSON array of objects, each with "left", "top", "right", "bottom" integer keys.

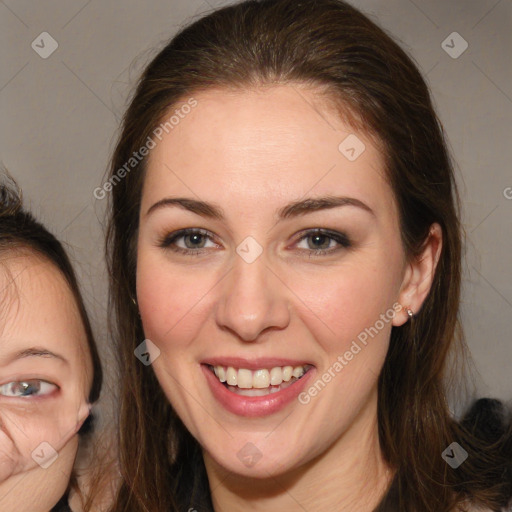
[
  {"left": 136, "top": 85, "right": 423, "bottom": 478},
  {"left": 0, "top": 253, "right": 92, "bottom": 511}
]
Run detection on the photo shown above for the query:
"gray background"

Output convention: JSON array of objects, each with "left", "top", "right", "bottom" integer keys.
[{"left": 1, "top": 0, "right": 511, "bottom": 425}]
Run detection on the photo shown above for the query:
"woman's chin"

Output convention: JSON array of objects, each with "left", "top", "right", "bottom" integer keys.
[
  {"left": 205, "top": 449, "right": 296, "bottom": 480},
  {"left": 201, "top": 432, "right": 311, "bottom": 481}
]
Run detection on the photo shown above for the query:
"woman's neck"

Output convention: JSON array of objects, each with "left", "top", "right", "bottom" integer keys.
[{"left": 204, "top": 387, "right": 394, "bottom": 512}]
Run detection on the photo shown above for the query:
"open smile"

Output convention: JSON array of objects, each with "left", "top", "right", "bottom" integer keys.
[{"left": 201, "top": 361, "right": 314, "bottom": 417}]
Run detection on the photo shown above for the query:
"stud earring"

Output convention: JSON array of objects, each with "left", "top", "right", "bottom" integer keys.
[{"left": 406, "top": 307, "right": 413, "bottom": 320}]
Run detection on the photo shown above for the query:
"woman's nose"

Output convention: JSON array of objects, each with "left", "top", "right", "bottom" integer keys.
[{"left": 214, "top": 246, "right": 291, "bottom": 342}]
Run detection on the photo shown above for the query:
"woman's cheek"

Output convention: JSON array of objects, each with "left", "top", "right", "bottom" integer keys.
[
  {"left": 138, "top": 264, "right": 214, "bottom": 342},
  {"left": 292, "top": 269, "right": 384, "bottom": 329}
]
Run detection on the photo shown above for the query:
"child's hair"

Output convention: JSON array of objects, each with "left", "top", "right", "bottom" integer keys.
[{"left": 0, "top": 170, "right": 103, "bottom": 507}]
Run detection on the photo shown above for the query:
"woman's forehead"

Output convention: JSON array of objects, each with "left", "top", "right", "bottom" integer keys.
[{"left": 143, "top": 85, "right": 393, "bottom": 218}]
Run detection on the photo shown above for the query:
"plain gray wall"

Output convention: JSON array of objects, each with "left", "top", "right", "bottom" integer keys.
[{"left": 1, "top": 0, "right": 511, "bottom": 426}]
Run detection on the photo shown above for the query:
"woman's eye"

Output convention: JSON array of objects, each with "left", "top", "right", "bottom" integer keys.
[
  {"left": 0, "top": 380, "right": 58, "bottom": 398},
  {"left": 294, "top": 229, "right": 351, "bottom": 256},
  {"left": 159, "top": 228, "right": 219, "bottom": 254},
  {"left": 158, "top": 228, "right": 350, "bottom": 257}
]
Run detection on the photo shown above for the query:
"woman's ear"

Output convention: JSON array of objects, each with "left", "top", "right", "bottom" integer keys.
[{"left": 393, "top": 223, "right": 443, "bottom": 326}]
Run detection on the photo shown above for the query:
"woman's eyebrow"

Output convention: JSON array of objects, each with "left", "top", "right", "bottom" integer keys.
[
  {"left": 145, "top": 195, "right": 375, "bottom": 220},
  {"left": 278, "top": 196, "right": 375, "bottom": 219},
  {"left": 146, "top": 197, "right": 224, "bottom": 220},
  {"left": 1, "top": 347, "right": 69, "bottom": 366}
]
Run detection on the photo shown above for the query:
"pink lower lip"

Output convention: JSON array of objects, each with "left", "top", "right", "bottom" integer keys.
[{"left": 201, "top": 364, "right": 314, "bottom": 417}]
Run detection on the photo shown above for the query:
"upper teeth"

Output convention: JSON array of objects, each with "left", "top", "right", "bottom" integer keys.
[{"left": 213, "top": 365, "right": 306, "bottom": 389}]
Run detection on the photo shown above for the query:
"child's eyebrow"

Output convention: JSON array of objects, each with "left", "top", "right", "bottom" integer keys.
[{"left": 1, "top": 347, "right": 69, "bottom": 366}]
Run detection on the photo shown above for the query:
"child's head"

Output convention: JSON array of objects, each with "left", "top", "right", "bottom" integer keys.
[{"left": 0, "top": 175, "right": 102, "bottom": 511}]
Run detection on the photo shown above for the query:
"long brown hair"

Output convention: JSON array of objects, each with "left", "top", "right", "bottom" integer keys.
[{"left": 105, "top": 1, "right": 512, "bottom": 510}]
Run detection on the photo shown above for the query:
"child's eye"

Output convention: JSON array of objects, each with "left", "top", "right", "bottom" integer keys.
[{"left": 0, "top": 380, "right": 58, "bottom": 398}]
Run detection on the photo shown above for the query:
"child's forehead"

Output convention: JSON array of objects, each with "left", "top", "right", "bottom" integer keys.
[
  {"left": 0, "top": 251, "right": 94, "bottom": 398},
  {"left": 0, "top": 251, "right": 87, "bottom": 353},
  {"left": 0, "top": 250, "right": 68, "bottom": 306}
]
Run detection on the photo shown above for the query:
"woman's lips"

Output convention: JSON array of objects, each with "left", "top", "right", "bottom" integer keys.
[{"left": 201, "top": 362, "right": 314, "bottom": 417}]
